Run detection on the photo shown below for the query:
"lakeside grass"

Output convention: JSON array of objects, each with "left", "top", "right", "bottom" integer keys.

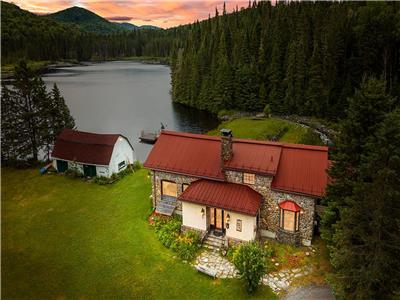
[
  {"left": 2, "top": 168, "right": 277, "bottom": 299},
  {"left": 208, "top": 117, "right": 323, "bottom": 145}
]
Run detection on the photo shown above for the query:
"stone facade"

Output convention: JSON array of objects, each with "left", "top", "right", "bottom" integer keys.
[
  {"left": 151, "top": 168, "right": 316, "bottom": 246},
  {"left": 151, "top": 170, "right": 198, "bottom": 212},
  {"left": 276, "top": 228, "right": 301, "bottom": 245}
]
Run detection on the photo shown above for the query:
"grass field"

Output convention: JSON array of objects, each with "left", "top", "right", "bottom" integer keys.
[
  {"left": 1, "top": 168, "right": 277, "bottom": 299},
  {"left": 208, "top": 117, "right": 323, "bottom": 145}
]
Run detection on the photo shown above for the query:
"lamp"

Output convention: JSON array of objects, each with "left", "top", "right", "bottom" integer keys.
[
  {"left": 300, "top": 209, "right": 305, "bottom": 214},
  {"left": 226, "top": 213, "right": 230, "bottom": 223},
  {"left": 201, "top": 208, "right": 205, "bottom": 217}
]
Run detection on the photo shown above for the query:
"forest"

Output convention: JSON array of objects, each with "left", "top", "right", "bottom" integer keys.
[
  {"left": 3, "top": 1, "right": 399, "bottom": 121},
  {"left": 170, "top": 1, "right": 400, "bottom": 120}
]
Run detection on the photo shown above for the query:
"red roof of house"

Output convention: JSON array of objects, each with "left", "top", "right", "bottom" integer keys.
[
  {"left": 179, "top": 179, "right": 262, "bottom": 216},
  {"left": 271, "top": 144, "right": 329, "bottom": 196},
  {"left": 52, "top": 129, "right": 123, "bottom": 165},
  {"left": 144, "top": 131, "right": 329, "bottom": 197},
  {"left": 279, "top": 200, "right": 301, "bottom": 212}
]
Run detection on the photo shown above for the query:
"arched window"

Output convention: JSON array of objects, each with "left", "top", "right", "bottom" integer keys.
[{"left": 279, "top": 200, "right": 301, "bottom": 232}]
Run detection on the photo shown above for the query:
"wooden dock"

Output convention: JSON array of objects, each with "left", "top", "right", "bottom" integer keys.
[{"left": 139, "top": 130, "right": 159, "bottom": 144}]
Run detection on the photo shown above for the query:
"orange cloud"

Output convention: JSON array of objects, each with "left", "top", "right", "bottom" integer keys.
[{"left": 11, "top": 0, "right": 250, "bottom": 28}]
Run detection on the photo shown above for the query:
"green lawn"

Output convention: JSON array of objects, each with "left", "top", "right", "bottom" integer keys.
[
  {"left": 2, "top": 168, "right": 277, "bottom": 299},
  {"left": 208, "top": 117, "right": 323, "bottom": 145}
]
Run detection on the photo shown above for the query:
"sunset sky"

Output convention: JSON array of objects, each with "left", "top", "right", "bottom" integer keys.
[{"left": 11, "top": 0, "right": 251, "bottom": 28}]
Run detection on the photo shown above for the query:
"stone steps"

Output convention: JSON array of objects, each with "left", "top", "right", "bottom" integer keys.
[{"left": 203, "top": 234, "right": 225, "bottom": 251}]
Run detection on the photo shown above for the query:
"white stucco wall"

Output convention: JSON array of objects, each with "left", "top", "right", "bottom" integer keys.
[
  {"left": 109, "top": 136, "right": 135, "bottom": 175},
  {"left": 182, "top": 202, "right": 207, "bottom": 231},
  {"left": 225, "top": 210, "right": 257, "bottom": 241}
]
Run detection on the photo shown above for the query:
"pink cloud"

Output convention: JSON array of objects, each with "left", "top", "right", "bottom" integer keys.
[{"left": 11, "top": 0, "right": 250, "bottom": 28}]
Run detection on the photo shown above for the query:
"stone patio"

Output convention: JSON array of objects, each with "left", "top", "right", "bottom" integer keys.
[{"left": 193, "top": 250, "right": 238, "bottom": 278}]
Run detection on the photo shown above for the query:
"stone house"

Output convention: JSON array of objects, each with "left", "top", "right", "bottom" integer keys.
[{"left": 144, "top": 129, "right": 329, "bottom": 246}]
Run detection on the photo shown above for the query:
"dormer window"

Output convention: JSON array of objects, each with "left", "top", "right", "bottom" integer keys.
[
  {"left": 279, "top": 200, "right": 301, "bottom": 232},
  {"left": 243, "top": 173, "right": 255, "bottom": 184}
]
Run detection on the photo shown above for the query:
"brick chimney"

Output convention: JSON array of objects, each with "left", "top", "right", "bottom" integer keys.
[{"left": 221, "top": 129, "right": 233, "bottom": 166}]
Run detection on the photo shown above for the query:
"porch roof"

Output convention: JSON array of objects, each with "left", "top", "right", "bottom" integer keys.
[{"left": 179, "top": 179, "right": 262, "bottom": 216}]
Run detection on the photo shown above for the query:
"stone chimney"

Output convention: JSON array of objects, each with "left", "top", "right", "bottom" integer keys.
[{"left": 220, "top": 129, "right": 233, "bottom": 166}]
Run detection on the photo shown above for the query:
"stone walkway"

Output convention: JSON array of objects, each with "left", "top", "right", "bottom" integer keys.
[
  {"left": 193, "top": 249, "right": 312, "bottom": 294},
  {"left": 194, "top": 250, "right": 238, "bottom": 278},
  {"left": 262, "top": 266, "right": 312, "bottom": 293}
]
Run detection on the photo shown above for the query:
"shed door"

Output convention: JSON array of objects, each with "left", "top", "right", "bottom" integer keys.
[
  {"left": 83, "top": 165, "right": 97, "bottom": 177},
  {"left": 57, "top": 160, "right": 68, "bottom": 173}
]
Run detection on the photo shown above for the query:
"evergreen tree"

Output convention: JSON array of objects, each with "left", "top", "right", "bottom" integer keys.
[
  {"left": 328, "top": 108, "right": 400, "bottom": 299},
  {"left": 322, "top": 76, "right": 394, "bottom": 244}
]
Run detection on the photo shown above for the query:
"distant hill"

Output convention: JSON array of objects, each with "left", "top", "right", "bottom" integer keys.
[
  {"left": 114, "top": 22, "right": 138, "bottom": 31},
  {"left": 45, "top": 6, "right": 124, "bottom": 34}
]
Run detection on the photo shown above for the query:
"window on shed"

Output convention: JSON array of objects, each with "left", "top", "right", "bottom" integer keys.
[
  {"left": 243, "top": 173, "right": 255, "bottom": 184},
  {"left": 161, "top": 181, "right": 177, "bottom": 197},
  {"left": 118, "top": 161, "right": 126, "bottom": 171}
]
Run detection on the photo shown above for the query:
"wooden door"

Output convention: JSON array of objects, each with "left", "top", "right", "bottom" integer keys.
[{"left": 215, "top": 208, "right": 223, "bottom": 230}]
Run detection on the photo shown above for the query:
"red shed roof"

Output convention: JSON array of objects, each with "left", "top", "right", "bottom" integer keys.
[
  {"left": 144, "top": 131, "right": 329, "bottom": 197},
  {"left": 52, "top": 129, "right": 125, "bottom": 165},
  {"left": 179, "top": 179, "right": 262, "bottom": 216},
  {"left": 279, "top": 200, "right": 301, "bottom": 212}
]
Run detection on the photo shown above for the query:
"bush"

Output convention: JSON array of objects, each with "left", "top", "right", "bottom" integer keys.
[
  {"left": 153, "top": 217, "right": 200, "bottom": 260},
  {"left": 154, "top": 216, "right": 181, "bottom": 248},
  {"left": 263, "top": 104, "right": 271, "bottom": 118},
  {"left": 263, "top": 242, "right": 276, "bottom": 258},
  {"left": 132, "top": 160, "right": 142, "bottom": 171},
  {"left": 172, "top": 230, "right": 201, "bottom": 260},
  {"left": 94, "top": 176, "right": 111, "bottom": 185},
  {"left": 233, "top": 242, "right": 266, "bottom": 293}
]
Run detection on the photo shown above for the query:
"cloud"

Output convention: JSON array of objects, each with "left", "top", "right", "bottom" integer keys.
[
  {"left": 13, "top": 0, "right": 250, "bottom": 28},
  {"left": 106, "top": 15, "right": 132, "bottom": 21}
]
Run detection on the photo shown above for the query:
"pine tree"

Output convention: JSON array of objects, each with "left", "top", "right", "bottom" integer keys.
[
  {"left": 328, "top": 108, "right": 400, "bottom": 299},
  {"left": 322, "top": 76, "right": 395, "bottom": 248}
]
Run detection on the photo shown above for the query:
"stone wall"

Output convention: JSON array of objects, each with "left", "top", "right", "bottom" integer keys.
[
  {"left": 269, "top": 191, "right": 315, "bottom": 245},
  {"left": 224, "top": 169, "right": 316, "bottom": 246},
  {"left": 151, "top": 170, "right": 198, "bottom": 212},
  {"left": 150, "top": 169, "right": 316, "bottom": 246}
]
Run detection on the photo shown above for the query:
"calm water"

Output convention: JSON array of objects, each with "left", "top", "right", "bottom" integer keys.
[{"left": 42, "top": 61, "right": 219, "bottom": 161}]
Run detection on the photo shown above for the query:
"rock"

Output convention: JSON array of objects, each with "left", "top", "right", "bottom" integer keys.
[
  {"left": 294, "top": 273, "right": 302, "bottom": 278},
  {"left": 305, "top": 251, "right": 310, "bottom": 256},
  {"left": 292, "top": 268, "right": 300, "bottom": 273},
  {"left": 271, "top": 258, "right": 275, "bottom": 262},
  {"left": 275, "top": 262, "right": 279, "bottom": 266}
]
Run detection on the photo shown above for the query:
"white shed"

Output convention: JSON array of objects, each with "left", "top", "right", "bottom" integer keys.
[{"left": 51, "top": 129, "right": 135, "bottom": 178}]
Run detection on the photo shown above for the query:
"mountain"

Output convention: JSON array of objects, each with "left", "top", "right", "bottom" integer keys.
[
  {"left": 139, "top": 25, "right": 161, "bottom": 30},
  {"left": 45, "top": 6, "right": 125, "bottom": 34},
  {"left": 114, "top": 22, "right": 138, "bottom": 31}
]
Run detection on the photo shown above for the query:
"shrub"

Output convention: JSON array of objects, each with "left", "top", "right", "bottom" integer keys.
[
  {"left": 263, "top": 104, "right": 271, "bottom": 118},
  {"left": 263, "top": 242, "right": 276, "bottom": 258},
  {"left": 154, "top": 217, "right": 181, "bottom": 248},
  {"left": 233, "top": 242, "right": 266, "bottom": 293},
  {"left": 132, "top": 160, "right": 142, "bottom": 171},
  {"left": 172, "top": 230, "right": 201, "bottom": 260},
  {"left": 94, "top": 176, "right": 111, "bottom": 185}
]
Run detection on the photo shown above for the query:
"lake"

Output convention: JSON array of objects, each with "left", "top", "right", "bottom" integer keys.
[{"left": 43, "top": 61, "right": 219, "bottom": 161}]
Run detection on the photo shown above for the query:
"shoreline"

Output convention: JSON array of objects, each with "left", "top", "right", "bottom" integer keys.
[{"left": 1, "top": 57, "right": 169, "bottom": 80}]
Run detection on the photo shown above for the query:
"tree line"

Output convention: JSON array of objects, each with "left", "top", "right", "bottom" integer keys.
[
  {"left": 1, "top": 62, "right": 75, "bottom": 163},
  {"left": 170, "top": 1, "right": 400, "bottom": 120}
]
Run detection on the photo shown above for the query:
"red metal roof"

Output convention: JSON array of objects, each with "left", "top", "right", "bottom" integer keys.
[
  {"left": 144, "top": 131, "right": 329, "bottom": 197},
  {"left": 52, "top": 129, "right": 121, "bottom": 165},
  {"left": 179, "top": 179, "right": 262, "bottom": 216},
  {"left": 271, "top": 144, "right": 329, "bottom": 197},
  {"left": 144, "top": 131, "right": 225, "bottom": 180},
  {"left": 279, "top": 200, "right": 301, "bottom": 212}
]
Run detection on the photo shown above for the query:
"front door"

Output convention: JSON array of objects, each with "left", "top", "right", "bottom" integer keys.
[{"left": 209, "top": 207, "right": 225, "bottom": 233}]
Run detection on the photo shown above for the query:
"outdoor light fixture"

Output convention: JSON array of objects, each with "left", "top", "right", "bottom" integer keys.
[
  {"left": 226, "top": 214, "right": 230, "bottom": 223},
  {"left": 300, "top": 209, "right": 305, "bottom": 214},
  {"left": 201, "top": 208, "right": 205, "bottom": 217}
]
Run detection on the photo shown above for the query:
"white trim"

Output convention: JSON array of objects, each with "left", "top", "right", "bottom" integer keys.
[{"left": 51, "top": 157, "right": 109, "bottom": 167}]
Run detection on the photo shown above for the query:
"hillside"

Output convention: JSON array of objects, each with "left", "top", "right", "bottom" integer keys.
[
  {"left": 1, "top": 1, "right": 85, "bottom": 63},
  {"left": 45, "top": 6, "right": 124, "bottom": 34}
]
